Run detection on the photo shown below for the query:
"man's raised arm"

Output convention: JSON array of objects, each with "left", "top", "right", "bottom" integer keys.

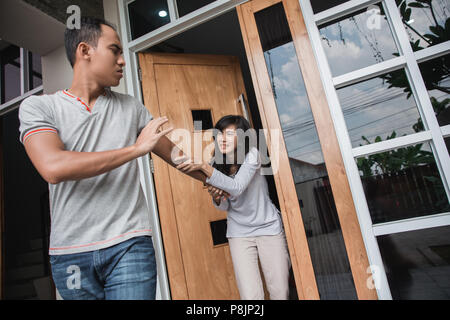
[
  {"left": 151, "top": 135, "right": 207, "bottom": 183},
  {"left": 23, "top": 117, "right": 172, "bottom": 184}
]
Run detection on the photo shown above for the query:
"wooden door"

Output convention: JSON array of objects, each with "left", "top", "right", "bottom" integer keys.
[{"left": 138, "top": 53, "right": 250, "bottom": 299}]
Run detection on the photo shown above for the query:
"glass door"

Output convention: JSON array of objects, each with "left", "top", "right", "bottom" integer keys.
[
  {"left": 300, "top": 0, "right": 450, "bottom": 299},
  {"left": 238, "top": 0, "right": 378, "bottom": 299}
]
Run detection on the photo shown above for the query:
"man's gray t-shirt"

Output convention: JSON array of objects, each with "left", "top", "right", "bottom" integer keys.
[{"left": 18, "top": 88, "right": 153, "bottom": 255}]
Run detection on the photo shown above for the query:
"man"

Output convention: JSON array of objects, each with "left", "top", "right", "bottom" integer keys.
[{"left": 18, "top": 17, "right": 221, "bottom": 300}]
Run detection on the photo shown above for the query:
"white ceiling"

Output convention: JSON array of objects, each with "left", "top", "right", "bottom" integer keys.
[{"left": 0, "top": 0, "right": 66, "bottom": 55}]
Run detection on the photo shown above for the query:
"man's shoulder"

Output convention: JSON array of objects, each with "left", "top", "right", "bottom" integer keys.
[
  {"left": 108, "top": 89, "right": 138, "bottom": 104},
  {"left": 20, "top": 92, "right": 60, "bottom": 113},
  {"left": 108, "top": 89, "right": 147, "bottom": 114}
]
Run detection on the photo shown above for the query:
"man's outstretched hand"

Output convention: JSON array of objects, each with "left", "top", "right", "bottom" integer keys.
[{"left": 134, "top": 116, "right": 173, "bottom": 157}]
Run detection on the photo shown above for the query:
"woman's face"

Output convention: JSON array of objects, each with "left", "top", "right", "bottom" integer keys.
[{"left": 217, "top": 124, "right": 237, "bottom": 155}]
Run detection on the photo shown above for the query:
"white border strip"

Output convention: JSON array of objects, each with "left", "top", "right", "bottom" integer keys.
[
  {"left": 333, "top": 56, "right": 406, "bottom": 89},
  {"left": 373, "top": 212, "right": 450, "bottom": 236},
  {"left": 20, "top": 48, "right": 30, "bottom": 95},
  {"left": 352, "top": 130, "right": 432, "bottom": 157},
  {"left": 415, "top": 40, "right": 450, "bottom": 63},
  {"left": 441, "top": 125, "right": 450, "bottom": 137},
  {"left": 0, "top": 85, "right": 43, "bottom": 116}
]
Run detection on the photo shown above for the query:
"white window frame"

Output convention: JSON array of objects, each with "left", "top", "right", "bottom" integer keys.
[
  {"left": 300, "top": 0, "right": 450, "bottom": 300},
  {"left": 0, "top": 46, "right": 43, "bottom": 116}
]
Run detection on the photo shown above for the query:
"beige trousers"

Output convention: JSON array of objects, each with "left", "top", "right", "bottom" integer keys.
[{"left": 228, "top": 231, "right": 291, "bottom": 300}]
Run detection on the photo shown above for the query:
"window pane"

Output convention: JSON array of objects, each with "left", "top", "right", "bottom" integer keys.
[
  {"left": 397, "top": 0, "right": 449, "bottom": 52},
  {"left": 312, "top": 0, "right": 351, "bottom": 14},
  {"left": 319, "top": 4, "right": 398, "bottom": 76},
  {"left": 446, "top": 136, "right": 450, "bottom": 155},
  {"left": 377, "top": 225, "right": 450, "bottom": 299},
  {"left": 337, "top": 70, "right": 424, "bottom": 148},
  {"left": 128, "top": 0, "right": 170, "bottom": 40},
  {"left": 255, "top": 2, "right": 358, "bottom": 299},
  {"left": 176, "top": 0, "right": 216, "bottom": 17},
  {"left": 30, "top": 52, "right": 42, "bottom": 90},
  {"left": 418, "top": 54, "right": 450, "bottom": 127},
  {"left": 2, "top": 44, "right": 21, "bottom": 104},
  {"left": 356, "top": 142, "right": 449, "bottom": 224}
]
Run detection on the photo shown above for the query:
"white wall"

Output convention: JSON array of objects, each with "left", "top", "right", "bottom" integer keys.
[
  {"left": 103, "top": 0, "right": 127, "bottom": 95},
  {"left": 40, "top": 0, "right": 128, "bottom": 95},
  {"left": 41, "top": 46, "right": 73, "bottom": 95}
]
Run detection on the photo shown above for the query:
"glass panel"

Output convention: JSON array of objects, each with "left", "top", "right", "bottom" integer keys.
[
  {"left": 319, "top": 4, "right": 399, "bottom": 76},
  {"left": 254, "top": 2, "right": 358, "bottom": 299},
  {"left": 356, "top": 142, "right": 450, "bottom": 224},
  {"left": 128, "top": 0, "right": 170, "bottom": 40},
  {"left": 192, "top": 110, "right": 213, "bottom": 131},
  {"left": 397, "top": 0, "right": 449, "bottom": 52},
  {"left": 377, "top": 225, "right": 450, "bottom": 299},
  {"left": 337, "top": 70, "right": 424, "bottom": 148},
  {"left": 1, "top": 44, "right": 21, "bottom": 104},
  {"left": 30, "top": 52, "right": 42, "bottom": 90},
  {"left": 312, "top": 0, "right": 351, "bottom": 14},
  {"left": 418, "top": 54, "right": 450, "bottom": 127},
  {"left": 176, "top": 0, "right": 216, "bottom": 17},
  {"left": 446, "top": 136, "right": 450, "bottom": 155},
  {"left": 210, "top": 219, "right": 228, "bottom": 246}
]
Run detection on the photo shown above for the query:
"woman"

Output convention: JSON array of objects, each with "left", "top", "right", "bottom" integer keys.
[{"left": 177, "top": 115, "right": 291, "bottom": 300}]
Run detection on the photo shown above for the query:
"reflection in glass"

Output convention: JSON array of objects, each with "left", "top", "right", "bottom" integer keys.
[
  {"left": 176, "top": 0, "right": 216, "bottom": 17},
  {"left": 255, "top": 2, "right": 358, "bottom": 299},
  {"left": 337, "top": 70, "right": 424, "bottom": 148},
  {"left": 418, "top": 54, "right": 450, "bottom": 127},
  {"left": 311, "top": 0, "right": 351, "bottom": 14},
  {"left": 446, "top": 136, "right": 450, "bottom": 155},
  {"left": 30, "top": 52, "right": 42, "bottom": 90},
  {"left": 1, "top": 44, "right": 21, "bottom": 104},
  {"left": 356, "top": 142, "right": 449, "bottom": 224},
  {"left": 319, "top": 4, "right": 398, "bottom": 76},
  {"left": 128, "top": 0, "right": 170, "bottom": 40},
  {"left": 398, "top": 0, "right": 449, "bottom": 51},
  {"left": 377, "top": 225, "right": 450, "bottom": 299}
]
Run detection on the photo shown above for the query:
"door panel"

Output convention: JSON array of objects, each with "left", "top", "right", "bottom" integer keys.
[
  {"left": 139, "top": 53, "right": 248, "bottom": 299},
  {"left": 237, "top": 0, "right": 378, "bottom": 299}
]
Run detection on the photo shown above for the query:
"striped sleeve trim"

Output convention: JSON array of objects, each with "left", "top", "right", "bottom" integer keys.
[{"left": 22, "top": 128, "right": 58, "bottom": 143}]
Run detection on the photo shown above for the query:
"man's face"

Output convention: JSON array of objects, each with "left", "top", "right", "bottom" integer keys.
[{"left": 88, "top": 24, "right": 125, "bottom": 87}]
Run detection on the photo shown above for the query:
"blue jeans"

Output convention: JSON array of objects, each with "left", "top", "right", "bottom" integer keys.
[{"left": 50, "top": 236, "right": 157, "bottom": 300}]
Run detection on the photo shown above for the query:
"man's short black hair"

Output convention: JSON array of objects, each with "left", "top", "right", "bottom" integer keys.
[{"left": 64, "top": 16, "right": 117, "bottom": 67}]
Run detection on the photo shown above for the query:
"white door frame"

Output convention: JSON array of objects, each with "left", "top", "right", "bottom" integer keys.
[{"left": 116, "top": 0, "right": 250, "bottom": 300}]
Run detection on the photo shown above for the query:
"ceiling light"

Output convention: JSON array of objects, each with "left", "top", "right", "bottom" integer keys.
[{"left": 159, "top": 10, "right": 167, "bottom": 18}]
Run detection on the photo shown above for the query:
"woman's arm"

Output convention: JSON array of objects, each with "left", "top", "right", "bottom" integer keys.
[
  {"left": 203, "top": 148, "right": 261, "bottom": 197},
  {"left": 208, "top": 186, "right": 230, "bottom": 211}
]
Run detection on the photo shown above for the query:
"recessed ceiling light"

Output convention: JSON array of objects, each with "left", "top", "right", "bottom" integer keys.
[{"left": 159, "top": 10, "right": 167, "bottom": 17}]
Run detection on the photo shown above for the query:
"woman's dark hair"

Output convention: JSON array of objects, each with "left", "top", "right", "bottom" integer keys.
[
  {"left": 64, "top": 16, "right": 117, "bottom": 68},
  {"left": 211, "top": 115, "right": 255, "bottom": 176}
]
